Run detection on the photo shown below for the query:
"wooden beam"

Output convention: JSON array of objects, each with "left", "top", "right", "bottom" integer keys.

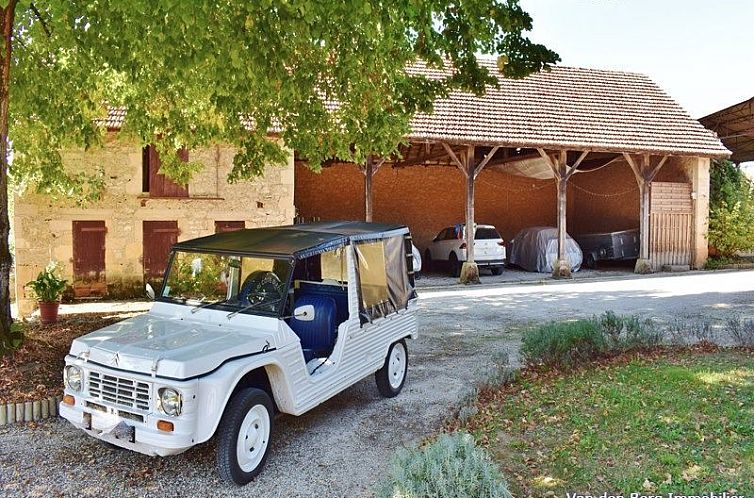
[
  {"left": 441, "top": 142, "right": 466, "bottom": 174},
  {"left": 472, "top": 146, "right": 500, "bottom": 180},
  {"left": 564, "top": 150, "right": 590, "bottom": 180},
  {"left": 537, "top": 148, "right": 560, "bottom": 177},
  {"left": 647, "top": 155, "right": 668, "bottom": 182},
  {"left": 463, "top": 145, "right": 478, "bottom": 273},
  {"left": 363, "top": 155, "right": 384, "bottom": 223},
  {"left": 623, "top": 153, "right": 643, "bottom": 184},
  {"left": 393, "top": 148, "right": 457, "bottom": 167}
]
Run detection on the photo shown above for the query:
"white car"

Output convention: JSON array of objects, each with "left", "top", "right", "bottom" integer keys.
[
  {"left": 59, "top": 222, "right": 418, "bottom": 485},
  {"left": 424, "top": 224, "right": 506, "bottom": 276}
]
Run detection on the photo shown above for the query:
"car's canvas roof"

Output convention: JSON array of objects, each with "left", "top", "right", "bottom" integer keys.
[{"left": 172, "top": 221, "right": 409, "bottom": 259}]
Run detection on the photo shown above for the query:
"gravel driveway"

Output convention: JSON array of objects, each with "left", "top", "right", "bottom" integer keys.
[{"left": 2, "top": 270, "right": 753, "bottom": 497}]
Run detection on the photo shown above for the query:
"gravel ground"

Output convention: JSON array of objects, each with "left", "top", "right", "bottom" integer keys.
[{"left": 2, "top": 270, "right": 753, "bottom": 497}]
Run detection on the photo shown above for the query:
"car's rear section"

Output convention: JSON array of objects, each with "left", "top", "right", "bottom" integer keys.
[{"left": 468, "top": 226, "right": 506, "bottom": 267}]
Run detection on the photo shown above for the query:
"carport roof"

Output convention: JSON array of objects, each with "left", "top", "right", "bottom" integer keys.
[
  {"left": 101, "top": 58, "right": 729, "bottom": 159},
  {"left": 699, "top": 97, "right": 754, "bottom": 163},
  {"left": 407, "top": 59, "right": 729, "bottom": 158}
]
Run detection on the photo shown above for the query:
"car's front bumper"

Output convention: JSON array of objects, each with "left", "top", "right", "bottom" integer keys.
[{"left": 59, "top": 398, "right": 194, "bottom": 457}]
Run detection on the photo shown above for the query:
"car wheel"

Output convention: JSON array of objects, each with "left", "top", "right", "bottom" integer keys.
[
  {"left": 491, "top": 265, "right": 503, "bottom": 276},
  {"left": 423, "top": 250, "right": 432, "bottom": 272},
  {"left": 449, "top": 252, "right": 460, "bottom": 277},
  {"left": 585, "top": 254, "right": 596, "bottom": 269},
  {"left": 375, "top": 340, "right": 408, "bottom": 398},
  {"left": 217, "top": 388, "right": 274, "bottom": 485}
]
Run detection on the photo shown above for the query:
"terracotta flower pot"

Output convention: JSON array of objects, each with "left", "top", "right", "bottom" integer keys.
[{"left": 38, "top": 301, "right": 60, "bottom": 324}]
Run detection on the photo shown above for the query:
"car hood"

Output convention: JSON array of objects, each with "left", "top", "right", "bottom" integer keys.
[{"left": 69, "top": 312, "right": 281, "bottom": 380}]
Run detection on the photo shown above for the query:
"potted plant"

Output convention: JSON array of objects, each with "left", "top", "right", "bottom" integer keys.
[{"left": 25, "top": 262, "right": 68, "bottom": 324}]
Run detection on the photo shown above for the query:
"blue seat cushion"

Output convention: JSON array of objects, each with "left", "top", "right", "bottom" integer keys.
[
  {"left": 296, "top": 282, "right": 349, "bottom": 325},
  {"left": 290, "top": 294, "right": 338, "bottom": 359}
]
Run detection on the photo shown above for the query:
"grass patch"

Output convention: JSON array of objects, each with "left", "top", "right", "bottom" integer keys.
[
  {"left": 461, "top": 350, "right": 754, "bottom": 496},
  {"left": 705, "top": 255, "right": 754, "bottom": 270}
]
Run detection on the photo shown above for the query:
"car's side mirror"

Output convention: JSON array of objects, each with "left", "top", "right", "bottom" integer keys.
[
  {"left": 294, "top": 304, "right": 315, "bottom": 321},
  {"left": 145, "top": 283, "right": 156, "bottom": 301}
]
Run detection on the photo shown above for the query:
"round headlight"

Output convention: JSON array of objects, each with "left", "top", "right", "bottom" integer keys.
[
  {"left": 158, "top": 388, "right": 183, "bottom": 416},
  {"left": 65, "top": 365, "right": 83, "bottom": 392}
]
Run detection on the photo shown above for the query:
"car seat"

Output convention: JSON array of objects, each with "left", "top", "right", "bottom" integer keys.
[{"left": 289, "top": 294, "right": 338, "bottom": 363}]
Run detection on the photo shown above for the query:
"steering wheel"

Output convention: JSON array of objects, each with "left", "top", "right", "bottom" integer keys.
[{"left": 237, "top": 270, "right": 283, "bottom": 307}]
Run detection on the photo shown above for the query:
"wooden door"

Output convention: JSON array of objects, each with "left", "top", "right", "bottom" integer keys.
[
  {"left": 143, "top": 221, "right": 179, "bottom": 285},
  {"left": 215, "top": 221, "right": 245, "bottom": 233},
  {"left": 649, "top": 182, "right": 693, "bottom": 270},
  {"left": 72, "top": 221, "right": 107, "bottom": 297}
]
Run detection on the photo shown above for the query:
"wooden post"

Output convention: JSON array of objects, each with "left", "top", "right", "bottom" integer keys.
[
  {"left": 442, "top": 144, "right": 500, "bottom": 283},
  {"left": 538, "top": 149, "right": 588, "bottom": 278},
  {"left": 624, "top": 153, "right": 668, "bottom": 273},
  {"left": 463, "top": 146, "right": 476, "bottom": 266},
  {"left": 361, "top": 155, "right": 385, "bottom": 223}
]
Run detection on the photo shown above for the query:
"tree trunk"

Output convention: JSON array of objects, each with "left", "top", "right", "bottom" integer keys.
[{"left": 0, "top": 2, "right": 15, "bottom": 351}]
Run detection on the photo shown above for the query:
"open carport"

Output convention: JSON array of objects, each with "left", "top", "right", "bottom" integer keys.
[{"left": 295, "top": 60, "right": 729, "bottom": 279}]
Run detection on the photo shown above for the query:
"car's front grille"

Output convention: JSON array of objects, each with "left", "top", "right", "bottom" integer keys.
[{"left": 88, "top": 371, "right": 151, "bottom": 411}]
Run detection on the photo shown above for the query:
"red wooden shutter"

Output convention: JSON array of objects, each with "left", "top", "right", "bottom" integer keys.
[
  {"left": 72, "top": 221, "right": 107, "bottom": 297},
  {"left": 147, "top": 145, "right": 189, "bottom": 198},
  {"left": 143, "top": 221, "right": 180, "bottom": 282}
]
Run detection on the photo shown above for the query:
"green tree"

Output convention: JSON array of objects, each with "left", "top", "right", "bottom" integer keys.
[
  {"left": 708, "top": 160, "right": 754, "bottom": 258},
  {"left": 0, "top": 0, "right": 558, "bottom": 351}
]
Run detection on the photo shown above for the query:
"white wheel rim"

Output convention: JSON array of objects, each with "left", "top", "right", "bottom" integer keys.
[
  {"left": 388, "top": 343, "right": 407, "bottom": 389},
  {"left": 236, "top": 404, "right": 271, "bottom": 473}
]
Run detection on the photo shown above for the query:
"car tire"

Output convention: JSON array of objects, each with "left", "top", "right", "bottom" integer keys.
[
  {"left": 449, "top": 252, "right": 460, "bottom": 277},
  {"left": 585, "top": 254, "right": 596, "bottom": 269},
  {"left": 423, "top": 250, "right": 432, "bottom": 272},
  {"left": 375, "top": 340, "right": 408, "bottom": 398},
  {"left": 217, "top": 388, "right": 274, "bottom": 485},
  {"left": 491, "top": 265, "right": 503, "bottom": 276}
]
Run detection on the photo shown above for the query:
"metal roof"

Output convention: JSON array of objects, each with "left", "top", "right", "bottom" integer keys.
[
  {"left": 171, "top": 221, "right": 409, "bottom": 259},
  {"left": 699, "top": 97, "right": 754, "bottom": 163}
]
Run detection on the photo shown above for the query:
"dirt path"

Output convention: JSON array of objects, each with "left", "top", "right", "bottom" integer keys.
[{"left": 1, "top": 270, "right": 753, "bottom": 497}]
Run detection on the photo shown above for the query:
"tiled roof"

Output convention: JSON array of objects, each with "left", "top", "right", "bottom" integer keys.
[
  {"left": 99, "top": 106, "right": 126, "bottom": 130},
  {"left": 407, "top": 59, "right": 729, "bottom": 157},
  {"left": 102, "top": 58, "right": 729, "bottom": 158}
]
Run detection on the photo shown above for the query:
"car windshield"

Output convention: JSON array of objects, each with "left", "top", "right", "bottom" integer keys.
[{"left": 160, "top": 251, "right": 292, "bottom": 315}]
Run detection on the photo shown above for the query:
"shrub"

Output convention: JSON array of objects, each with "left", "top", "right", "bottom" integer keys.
[
  {"left": 522, "top": 312, "right": 662, "bottom": 369},
  {"left": 708, "top": 160, "right": 754, "bottom": 257},
  {"left": 377, "top": 432, "right": 513, "bottom": 498},
  {"left": 688, "top": 320, "right": 716, "bottom": 343},
  {"left": 725, "top": 316, "right": 754, "bottom": 348},
  {"left": 521, "top": 319, "right": 606, "bottom": 369}
]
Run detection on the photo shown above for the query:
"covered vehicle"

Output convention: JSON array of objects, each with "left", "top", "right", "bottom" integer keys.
[
  {"left": 59, "top": 221, "right": 418, "bottom": 485},
  {"left": 574, "top": 228, "right": 639, "bottom": 269},
  {"left": 508, "top": 226, "right": 583, "bottom": 273}
]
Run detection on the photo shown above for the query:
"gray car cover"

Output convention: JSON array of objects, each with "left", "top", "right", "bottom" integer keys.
[{"left": 508, "top": 227, "right": 583, "bottom": 273}]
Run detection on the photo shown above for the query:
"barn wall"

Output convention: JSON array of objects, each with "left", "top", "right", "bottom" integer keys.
[
  {"left": 295, "top": 157, "right": 701, "bottom": 261},
  {"left": 296, "top": 162, "right": 560, "bottom": 250},
  {"left": 14, "top": 135, "right": 295, "bottom": 316}
]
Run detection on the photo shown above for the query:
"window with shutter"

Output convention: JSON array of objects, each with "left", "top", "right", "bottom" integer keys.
[{"left": 142, "top": 145, "right": 189, "bottom": 198}]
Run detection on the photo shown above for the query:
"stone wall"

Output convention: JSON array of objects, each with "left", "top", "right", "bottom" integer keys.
[{"left": 14, "top": 135, "right": 295, "bottom": 316}]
